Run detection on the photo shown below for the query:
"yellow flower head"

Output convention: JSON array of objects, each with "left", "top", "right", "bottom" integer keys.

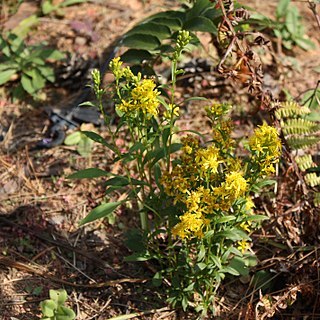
[
  {"left": 249, "top": 123, "right": 282, "bottom": 158},
  {"left": 172, "top": 211, "right": 209, "bottom": 239},
  {"left": 224, "top": 171, "right": 247, "bottom": 198},
  {"left": 117, "top": 79, "right": 160, "bottom": 118},
  {"left": 195, "top": 146, "right": 222, "bottom": 174}
]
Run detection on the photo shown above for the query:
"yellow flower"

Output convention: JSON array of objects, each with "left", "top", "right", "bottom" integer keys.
[
  {"left": 249, "top": 123, "right": 282, "bottom": 158},
  {"left": 196, "top": 146, "right": 222, "bottom": 174},
  {"left": 224, "top": 171, "right": 247, "bottom": 198},
  {"left": 237, "top": 240, "right": 250, "bottom": 253},
  {"left": 172, "top": 211, "right": 209, "bottom": 239},
  {"left": 117, "top": 79, "right": 160, "bottom": 118}
]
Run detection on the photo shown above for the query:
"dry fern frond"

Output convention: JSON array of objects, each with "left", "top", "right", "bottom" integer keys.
[{"left": 275, "top": 101, "right": 310, "bottom": 119}]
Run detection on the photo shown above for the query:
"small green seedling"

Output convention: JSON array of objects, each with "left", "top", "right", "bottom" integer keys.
[
  {"left": 0, "top": 32, "right": 64, "bottom": 99},
  {"left": 40, "top": 289, "right": 76, "bottom": 320}
]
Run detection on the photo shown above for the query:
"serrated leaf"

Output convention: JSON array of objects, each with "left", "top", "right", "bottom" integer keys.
[
  {"left": 122, "top": 34, "right": 161, "bottom": 51},
  {"left": 0, "top": 69, "right": 17, "bottom": 85},
  {"left": 68, "top": 168, "right": 110, "bottom": 179},
  {"left": 79, "top": 201, "right": 122, "bottom": 225},
  {"left": 184, "top": 16, "right": 217, "bottom": 33}
]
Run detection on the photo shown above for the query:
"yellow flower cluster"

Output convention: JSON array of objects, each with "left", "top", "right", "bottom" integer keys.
[
  {"left": 249, "top": 123, "right": 282, "bottom": 174},
  {"left": 161, "top": 135, "right": 250, "bottom": 239},
  {"left": 117, "top": 79, "right": 160, "bottom": 118}
]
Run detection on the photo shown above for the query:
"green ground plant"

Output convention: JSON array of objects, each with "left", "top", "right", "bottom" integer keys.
[
  {"left": 249, "top": 0, "right": 315, "bottom": 50},
  {"left": 41, "top": 0, "right": 90, "bottom": 16},
  {"left": 40, "top": 289, "right": 76, "bottom": 320},
  {"left": 0, "top": 32, "right": 64, "bottom": 99},
  {"left": 69, "top": 28, "right": 282, "bottom": 317}
]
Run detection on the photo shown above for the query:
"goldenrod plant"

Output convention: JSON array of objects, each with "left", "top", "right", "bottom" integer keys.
[{"left": 69, "top": 29, "right": 282, "bottom": 316}]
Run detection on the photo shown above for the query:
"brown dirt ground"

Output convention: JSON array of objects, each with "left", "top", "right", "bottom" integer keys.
[{"left": 0, "top": 0, "right": 320, "bottom": 319}]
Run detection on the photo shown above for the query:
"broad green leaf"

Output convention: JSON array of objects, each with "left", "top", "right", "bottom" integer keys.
[
  {"left": 186, "top": 0, "right": 212, "bottom": 20},
  {"left": 79, "top": 201, "right": 122, "bottom": 225},
  {"left": 105, "top": 176, "right": 148, "bottom": 187},
  {"left": 126, "top": 23, "right": 171, "bottom": 40},
  {"left": 42, "top": 1, "right": 58, "bottom": 14},
  {"left": 38, "top": 49, "right": 65, "bottom": 60},
  {"left": 56, "top": 306, "right": 76, "bottom": 319},
  {"left": 37, "top": 66, "right": 55, "bottom": 82},
  {"left": 68, "top": 168, "right": 110, "bottom": 179},
  {"left": 30, "top": 69, "right": 46, "bottom": 91},
  {"left": 216, "top": 229, "right": 250, "bottom": 241},
  {"left": 151, "top": 17, "right": 182, "bottom": 31},
  {"left": 184, "top": 16, "right": 217, "bottom": 33},
  {"left": 276, "top": 0, "right": 290, "bottom": 19},
  {"left": 12, "top": 15, "right": 39, "bottom": 39},
  {"left": 294, "top": 37, "right": 315, "bottom": 51},
  {"left": 77, "top": 134, "right": 93, "bottom": 157},
  {"left": 122, "top": 34, "right": 161, "bottom": 51},
  {"left": 0, "top": 69, "right": 17, "bottom": 85},
  {"left": 196, "top": 262, "right": 207, "bottom": 271},
  {"left": 64, "top": 131, "right": 82, "bottom": 145},
  {"left": 210, "top": 255, "right": 222, "bottom": 269},
  {"left": 121, "top": 49, "right": 153, "bottom": 64},
  {"left": 49, "top": 289, "right": 67, "bottom": 305},
  {"left": 220, "top": 266, "right": 240, "bottom": 276},
  {"left": 21, "top": 74, "right": 35, "bottom": 94},
  {"left": 40, "top": 300, "right": 57, "bottom": 317},
  {"left": 81, "top": 131, "right": 117, "bottom": 153},
  {"left": 285, "top": 6, "right": 299, "bottom": 35},
  {"left": 229, "top": 256, "right": 249, "bottom": 276}
]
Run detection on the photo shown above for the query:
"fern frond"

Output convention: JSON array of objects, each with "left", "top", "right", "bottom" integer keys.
[
  {"left": 282, "top": 118, "right": 320, "bottom": 135},
  {"left": 314, "top": 192, "right": 320, "bottom": 207},
  {"left": 305, "top": 173, "right": 320, "bottom": 187},
  {"left": 275, "top": 101, "right": 311, "bottom": 119},
  {"left": 287, "top": 136, "right": 320, "bottom": 150},
  {"left": 295, "top": 154, "right": 315, "bottom": 171}
]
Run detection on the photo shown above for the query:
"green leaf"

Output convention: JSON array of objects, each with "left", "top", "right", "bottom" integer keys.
[
  {"left": 12, "top": 15, "right": 39, "bottom": 39},
  {"left": 50, "top": 289, "right": 67, "bottom": 305},
  {"left": 229, "top": 256, "right": 249, "bottom": 277},
  {"left": 68, "top": 168, "right": 110, "bottom": 179},
  {"left": 216, "top": 215, "right": 236, "bottom": 223},
  {"left": 77, "top": 134, "right": 93, "bottom": 157},
  {"left": 30, "top": 69, "right": 46, "bottom": 91},
  {"left": 40, "top": 299, "right": 57, "bottom": 317},
  {"left": 216, "top": 229, "right": 250, "bottom": 241},
  {"left": 81, "top": 131, "right": 117, "bottom": 153},
  {"left": 21, "top": 74, "right": 35, "bottom": 94},
  {"left": 61, "top": 0, "right": 88, "bottom": 6},
  {"left": 38, "top": 49, "right": 65, "bottom": 60},
  {"left": 150, "top": 17, "right": 182, "bottom": 31},
  {"left": 122, "top": 34, "right": 161, "bottom": 51},
  {"left": 56, "top": 306, "right": 76, "bottom": 319},
  {"left": 152, "top": 272, "right": 163, "bottom": 287},
  {"left": 294, "top": 37, "right": 315, "bottom": 51},
  {"left": 79, "top": 201, "right": 122, "bottom": 225},
  {"left": 186, "top": 0, "right": 212, "bottom": 20},
  {"left": 126, "top": 23, "right": 171, "bottom": 40},
  {"left": 105, "top": 176, "right": 148, "bottom": 187},
  {"left": 0, "top": 69, "right": 17, "bottom": 85},
  {"left": 37, "top": 66, "right": 55, "bottom": 82},
  {"left": 276, "top": 0, "right": 290, "bottom": 19},
  {"left": 124, "top": 251, "right": 151, "bottom": 262},
  {"left": 184, "top": 16, "right": 217, "bottom": 33},
  {"left": 198, "top": 244, "right": 206, "bottom": 261},
  {"left": 285, "top": 6, "right": 299, "bottom": 36},
  {"left": 64, "top": 131, "right": 82, "bottom": 145},
  {"left": 42, "top": 0, "right": 58, "bottom": 14},
  {"left": 220, "top": 266, "right": 240, "bottom": 276},
  {"left": 244, "top": 215, "right": 268, "bottom": 222},
  {"left": 121, "top": 49, "right": 153, "bottom": 64}
]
